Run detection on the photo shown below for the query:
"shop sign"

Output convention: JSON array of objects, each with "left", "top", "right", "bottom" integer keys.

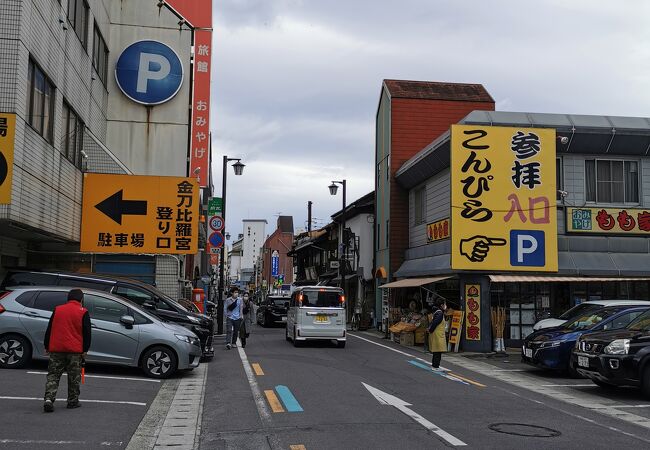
[
  {"left": 465, "top": 284, "right": 481, "bottom": 341},
  {"left": 450, "top": 125, "right": 558, "bottom": 272},
  {"left": 0, "top": 113, "right": 15, "bottom": 204},
  {"left": 427, "top": 218, "right": 450, "bottom": 243},
  {"left": 80, "top": 174, "right": 198, "bottom": 254},
  {"left": 189, "top": 29, "right": 212, "bottom": 187},
  {"left": 567, "top": 206, "right": 650, "bottom": 235},
  {"left": 448, "top": 310, "right": 464, "bottom": 352}
]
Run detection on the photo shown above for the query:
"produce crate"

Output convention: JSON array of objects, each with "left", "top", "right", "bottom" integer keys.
[
  {"left": 399, "top": 332, "right": 415, "bottom": 346},
  {"left": 414, "top": 328, "right": 426, "bottom": 344}
]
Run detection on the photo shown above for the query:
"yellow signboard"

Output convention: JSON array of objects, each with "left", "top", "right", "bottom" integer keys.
[
  {"left": 0, "top": 113, "right": 16, "bottom": 204},
  {"left": 465, "top": 284, "right": 481, "bottom": 341},
  {"left": 451, "top": 125, "right": 558, "bottom": 272},
  {"left": 81, "top": 174, "right": 199, "bottom": 254},
  {"left": 427, "top": 217, "right": 450, "bottom": 243},
  {"left": 567, "top": 206, "right": 650, "bottom": 235},
  {"left": 448, "top": 310, "right": 464, "bottom": 351}
]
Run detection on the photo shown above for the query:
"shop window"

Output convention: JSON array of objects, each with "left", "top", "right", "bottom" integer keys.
[
  {"left": 27, "top": 58, "right": 55, "bottom": 144},
  {"left": 61, "top": 100, "right": 84, "bottom": 168},
  {"left": 414, "top": 186, "right": 426, "bottom": 225},
  {"left": 67, "top": 0, "right": 89, "bottom": 48},
  {"left": 585, "top": 159, "right": 639, "bottom": 204},
  {"left": 92, "top": 22, "right": 108, "bottom": 85}
]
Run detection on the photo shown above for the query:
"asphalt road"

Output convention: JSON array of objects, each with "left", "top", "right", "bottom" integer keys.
[
  {"left": 200, "top": 324, "right": 650, "bottom": 450},
  {"left": 0, "top": 359, "right": 162, "bottom": 449}
]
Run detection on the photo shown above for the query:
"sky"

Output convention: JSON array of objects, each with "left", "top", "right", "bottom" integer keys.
[{"left": 209, "top": 0, "right": 650, "bottom": 241}]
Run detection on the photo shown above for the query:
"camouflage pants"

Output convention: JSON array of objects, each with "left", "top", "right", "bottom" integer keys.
[{"left": 44, "top": 353, "right": 82, "bottom": 405}]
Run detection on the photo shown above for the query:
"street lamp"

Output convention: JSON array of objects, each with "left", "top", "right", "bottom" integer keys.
[
  {"left": 217, "top": 156, "right": 245, "bottom": 335},
  {"left": 329, "top": 179, "right": 347, "bottom": 302}
]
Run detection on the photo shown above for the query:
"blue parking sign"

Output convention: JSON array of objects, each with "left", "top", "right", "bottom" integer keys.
[
  {"left": 115, "top": 40, "right": 184, "bottom": 105},
  {"left": 510, "top": 230, "right": 545, "bottom": 267}
]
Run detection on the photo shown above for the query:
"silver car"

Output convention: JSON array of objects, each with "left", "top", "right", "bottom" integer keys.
[{"left": 0, "top": 287, "right": 201, "bottom": 378}]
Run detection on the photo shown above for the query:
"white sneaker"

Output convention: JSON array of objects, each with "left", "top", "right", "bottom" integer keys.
[
  {"left": 431, "top": 367, "right": 441, "bottom": 372},
  {"left": 226, "top": 344, "right": 231, "bottom": 349},
  {"left": 232, "top": 343, "right": 238, "bottom": 348}
]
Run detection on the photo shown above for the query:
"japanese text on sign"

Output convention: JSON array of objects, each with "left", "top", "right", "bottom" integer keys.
[
  {"left": 427, "top": 218, "right": 450, "bottom": 243},
  {"left": 568, "top": 207, "right": 650, "bottom": 234},
  {"left": 450, "top": 125, "right": 558, "bottom": 272},
  {"left": 465, "top": 284, "right": 481, "bottom": 341},
  {"left": 189, "top": 29, "right": 212, "bottom": 187},
  {"left": 0, "top": 113, "right": 16, "bottom": 205}
]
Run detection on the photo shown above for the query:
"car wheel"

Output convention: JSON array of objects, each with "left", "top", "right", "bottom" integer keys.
[
  {"left": 642, "top": 366, "right": 650, "bottom": 399},
  {"left": 337, "top": 341, "right": 346, "bottom": 349},
  {"left": 141, "top": 346, "right": 177, "bottom": 379},
  {"left": 593, "top": 379, "right": 617, "bottom": 390},
  {"left": 0, "top": 334, "right": 32, "bottom": 369}
]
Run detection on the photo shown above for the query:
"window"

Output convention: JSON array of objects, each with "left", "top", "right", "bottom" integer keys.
[
  {"left": 92, "top": 23, "right": 108, "bottom": 85},
  {"left": 385, "top": 219, "right": 389, "bottom": 248},
  {"left": 376, "top": 222, "right": 381, "bottom": 249},
  {"left": 58, "top": 276, "right": 110, "bottom": 290},
  {"left": 15, "top": 292, "right": 36, "bottom": 307},
  {"left": 603, "top": 311, "right": 644, "bottom": 331},
  {"left": 32, "top": 291, "right": 68, "bottom": 312},
  {"left": 113, "top": 285, "right": 153, "bottom": 306},
  {"left": 61, "top": 101, "right": 84, "bottom": 167},
  {"left": 300, "top": 290, "right": 342, "bottom": 308},
  {"left": 585, "top": 159, "right": 639, "bottom": 203},
  {"left": 67, "top": 0, "right": 89, "bottom": 48},
  {"left": 27, "top": 59, "right": 55, "bottom": 143},
  {"left": 3, "top": 272, "right": 57, "bottom": 287},
  {"left": 85, "top": 294, "right": 128, "bottom": 323},
  {"left": 414, "top": 186, "right": 426, "bottom": 224}
]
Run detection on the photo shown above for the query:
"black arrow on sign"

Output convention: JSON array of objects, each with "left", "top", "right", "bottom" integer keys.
[{"left": 95, "top": 190, "right": 148, "bottom": 225}]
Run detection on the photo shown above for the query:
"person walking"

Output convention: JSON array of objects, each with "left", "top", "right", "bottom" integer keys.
[
  {"left": 43, "top": 289, "right": 92, "bottom": 412},
  {"left": 225, "top": 287, "right": 243, "bottom": 349},
  {"left": 428, "top": 298, "right": 448, "bottom": 371},
  {"left": 239, "top": 292, "right": 254, "bottom": 348}
]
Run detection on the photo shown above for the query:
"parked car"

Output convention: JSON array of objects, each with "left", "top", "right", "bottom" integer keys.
[
  {"left": 257, "top": 295, "right": 289, "bottom": 327},
  {"left": 523, "top": 305, "right": 649, "bottom": 376},
  {"left": 533, "top": 299, "right": 650, "bottom": 331},
  {"left": 0, "top": 287, "right": 201, "bottom": 378},
  {"left": 286, "top": 286, "right": 346, "bottom": 348},
  {"left": 573, "top": 309, "right": 650, "bottom": 396},
  {"left": 0, "top": 269, "right": 214, "bottom": 358}
]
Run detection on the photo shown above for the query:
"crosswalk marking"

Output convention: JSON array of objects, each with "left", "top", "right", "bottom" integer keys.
[
  {"left": 252, "top": 363, "right": 264, "bottom": 376},
  {"left": 264, "top": 390, "right": 285, "bottom": 413}
]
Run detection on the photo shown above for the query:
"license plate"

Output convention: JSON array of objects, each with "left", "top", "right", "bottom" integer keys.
[
  {"left": 524, "top": 348, "right": 533, "bottom": 358},
  {"left": 281, "top": 317, "right": 287, "bottom": 322},
  {"left": 315, "top": 315, "right": 328, "bottom": 323},
  {"left": 578, "top": 356, "right": 590, "bottom": 368}
]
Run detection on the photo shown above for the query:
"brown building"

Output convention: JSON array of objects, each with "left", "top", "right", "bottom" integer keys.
[
  {"left": 374, "top": 79, "right": 495, "bottom": 329},
  {"left": 261, "top": 216, "right": 294, "bottom": 292}
]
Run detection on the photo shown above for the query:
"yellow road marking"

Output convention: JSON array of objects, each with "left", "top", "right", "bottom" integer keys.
[
  {"left": 252, "top": 363, "right": 264, "bottom": 376},
  {"left": 448, "top": 372, "right": 486, "bottom": 388},
  {"left": 290, "top": 446, "right": 306, "bottom": 450},
  {"left": 264, "top": 390, "right": 285, "bottom": 413}
]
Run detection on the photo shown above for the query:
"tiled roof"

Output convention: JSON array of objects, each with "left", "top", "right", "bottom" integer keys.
[{"left": 383, "top": 79, "right": 494, "bottom": 102}]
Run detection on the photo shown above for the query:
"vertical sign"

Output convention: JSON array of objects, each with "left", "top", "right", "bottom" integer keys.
[
  {"left": 0, "top": 113, "right": 16, "bottom": 204},
  {"left": 465, "top": 284, "right": 481, "bottom": 341},
  {"left": 447, "top": 310, "right": 465, "bottom": 352},
  {"left": 207, "top": 197, "right": 223, "bottom": 254},
  {"left": 450, "top": 125, "right": 557, "bottom": 272},
  {"left": 189, "top": 29, "right": 212, "bottom": 187},
  {"left": 271, "top": 250, "right": 280, "bottom": 277}
]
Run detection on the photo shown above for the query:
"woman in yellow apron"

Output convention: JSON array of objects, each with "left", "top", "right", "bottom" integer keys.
[{"left": 428, "top": 298, "right": 447, "bottom": 370}]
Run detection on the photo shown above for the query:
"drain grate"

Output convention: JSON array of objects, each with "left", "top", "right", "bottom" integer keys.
[{"left": 489, "top": 423, "right": 561, "bottom": 438}]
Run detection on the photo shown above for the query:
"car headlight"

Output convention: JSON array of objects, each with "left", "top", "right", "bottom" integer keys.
[
  {"left": 187, "top": 315, "right": 201, "bottom": 324},
  {"left": 540, "top": 341, "right": 561, "bottom": 348},
  {"left": 604, "top": 339, "right": 630, "bottom": 355},
  {"left": 175, "top": 334, "right": 200, "bottom": 346}
]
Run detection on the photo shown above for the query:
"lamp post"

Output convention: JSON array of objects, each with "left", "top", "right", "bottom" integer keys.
[
  {"left": 329, "top": 180, "right": 347, "bottom": 302},
  {"left": 217, "top": 156, "right": 245, "bottom": 335}
]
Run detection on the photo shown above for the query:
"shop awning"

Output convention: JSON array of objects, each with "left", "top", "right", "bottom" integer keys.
[
  {"left": 489, "top": 275, "right": 650, "bottom": 283},
  {"left": 380, "top": 276, "right": 452, "bottom": 289}
]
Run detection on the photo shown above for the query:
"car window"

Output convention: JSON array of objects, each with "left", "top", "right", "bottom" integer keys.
[
  {"left": 84, "top": 294, "right": 129, "bottom": 323},
  {"left": 300, "top": 290, "right": 342, "bottom": 308},
  {"left": 564, "top": 309, "right": 618, "bottom": 331},
  {"left": 15, "top": 291, "right": 36, "bottom": 307},
  {"left": 32, "top": 291, "right": 68, "bottom": 311},
  {"left": 602, "top": 311, "right": 646, "bottom": 331},
  {"left": 628, "top": 310, "right": 650, "bottom": 331},
  {"left": 114, "top": 285, "right": 153, "bottom": 305},
  {"left": 58, "top": 277, "right": 112, "bottom": 290},
  {"left": 130, "top": 309, "right": 151, "bottom": 325},
  {"left": 558, "top": 303, "right": 600, "bottom": 320},
  {"left": 4, "top": 272, "right": 57, "bottom": 287}
]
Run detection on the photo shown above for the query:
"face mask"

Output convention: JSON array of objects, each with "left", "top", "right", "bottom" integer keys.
[{"left": 243, "top": 295, "right": 249, "bottom": 301}]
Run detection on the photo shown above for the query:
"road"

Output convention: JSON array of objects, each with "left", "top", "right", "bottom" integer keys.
[{"left": 199, "top": 324, "right": 650, "bottom": 449}]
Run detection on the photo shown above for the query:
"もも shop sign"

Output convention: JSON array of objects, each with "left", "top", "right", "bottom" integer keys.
[{"left": 450, "top": 125, "right": 558, "bottom": 272}]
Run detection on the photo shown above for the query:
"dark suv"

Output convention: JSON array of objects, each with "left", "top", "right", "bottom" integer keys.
[
  {"left": 1, "top": 270, "right": 214, "bottom": 358},
  {"left": 257, "top": 295, "right": 289, "bottom": 327},
  {"left": 573, "top": 309, "right": 650, "bottom": 397}
]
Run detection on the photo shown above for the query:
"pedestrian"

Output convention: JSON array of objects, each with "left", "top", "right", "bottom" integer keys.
[
  {"left": 225, "top": 287, "right": 243, "bottom": 349},
  {"left": 43, "top": 289, "right": 92, "bottom": 412},
  {"left": 239, "top": 292, "right": 254, "bottom": 348},
  {"left": 427, "top": 298, "right": 448, "bottom": 371}
]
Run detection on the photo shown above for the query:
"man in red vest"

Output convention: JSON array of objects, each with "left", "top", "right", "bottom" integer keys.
[{"left": 43, "top": 289, "right": 92, "bottom": 412}]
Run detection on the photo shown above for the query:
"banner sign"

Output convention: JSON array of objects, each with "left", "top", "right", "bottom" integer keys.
[
  {"left": 271, "top": 250, "right": 280, "bottom": 277},
  {"left": 207, "top": 197, "right": 223, "bottom": 254},
  {"left": 0, "top": 113, "right": 15, "bottom": 204},
  {"left": 451, "top": 125, "right": 558, "bottom": 272},
  {"left": 465, "top": 284, "right": 481, "bottom": 341},
  {"left": 567, "top": 206, "right": 650, "bottom": 235},
  {"left": 427, "top": 217, "right": 450, "bottom": 243},
  {"left": 448, "top": 310, "right": 465, "bottom": 352},
  {"left": 189, "top": 29, "right": 212, "bottom": 187}
]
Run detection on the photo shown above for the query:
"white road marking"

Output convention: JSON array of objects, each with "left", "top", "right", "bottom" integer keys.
[
  {"left": 363, "top": 382, "right": 466, "bottom": 446},
  {"left": 349, "top": 333, "right": 450, "bottom": 371},
  {"left": 617, "top": 404, "right": 650, "bottom": 408},
  {"left": 540, "top": 384, "right": 597, "bottom": 387},
  {"left": 0, "top": 396, "right": 146, "bottom": 406},
  {"left": 27, "top": 371, "right": 160, "bottom": 383},
  {"left": 0, "top": 439, "right": 123, "bottom": 446}
]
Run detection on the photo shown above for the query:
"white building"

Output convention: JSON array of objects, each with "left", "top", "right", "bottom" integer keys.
[{"left": 241, "top": 219, "right": 267, "bottom": 281}]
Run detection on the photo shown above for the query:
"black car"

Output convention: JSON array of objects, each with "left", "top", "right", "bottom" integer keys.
[
  {"left": 573, "top": 309, "right": 650, "bottom": 396},
  {"left": 1, "top": 269, "right": 214, "bottom": 358},
  {"left": 257, "top": 295, "right": 289, "bottom": 327}
]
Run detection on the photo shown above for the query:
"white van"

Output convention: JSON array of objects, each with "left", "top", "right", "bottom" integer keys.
[{"left": 286, "top": 286, "right": 346, "bottom": 348}]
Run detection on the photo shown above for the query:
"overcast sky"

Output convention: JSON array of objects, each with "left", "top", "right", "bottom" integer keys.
[{"left": 209, "top": 0, "right": 650, "bottom": 241}]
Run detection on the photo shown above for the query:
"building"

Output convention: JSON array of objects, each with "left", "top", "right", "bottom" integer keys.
[
  {"left": 228, "top": 237, "right": 243, "bottom": 283},
  {"left": 240, "top": 219, "right": 267, "bottom": 285},
  {"left": 0, "top": 0, "right": 213, "bottom": 298},
  {"left": 290, "top": 224, "right": 337, "bottom": 286},
  {"left": 374, "top": 79, "right": 494, "bottom": 328},
  {"left": 260, "top": 216, "right": 294, "bottom": 292}
]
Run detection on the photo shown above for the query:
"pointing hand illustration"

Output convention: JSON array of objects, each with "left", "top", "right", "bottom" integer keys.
[{"left": 460, "top": 236, "right": 507, "bottom": 262}]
